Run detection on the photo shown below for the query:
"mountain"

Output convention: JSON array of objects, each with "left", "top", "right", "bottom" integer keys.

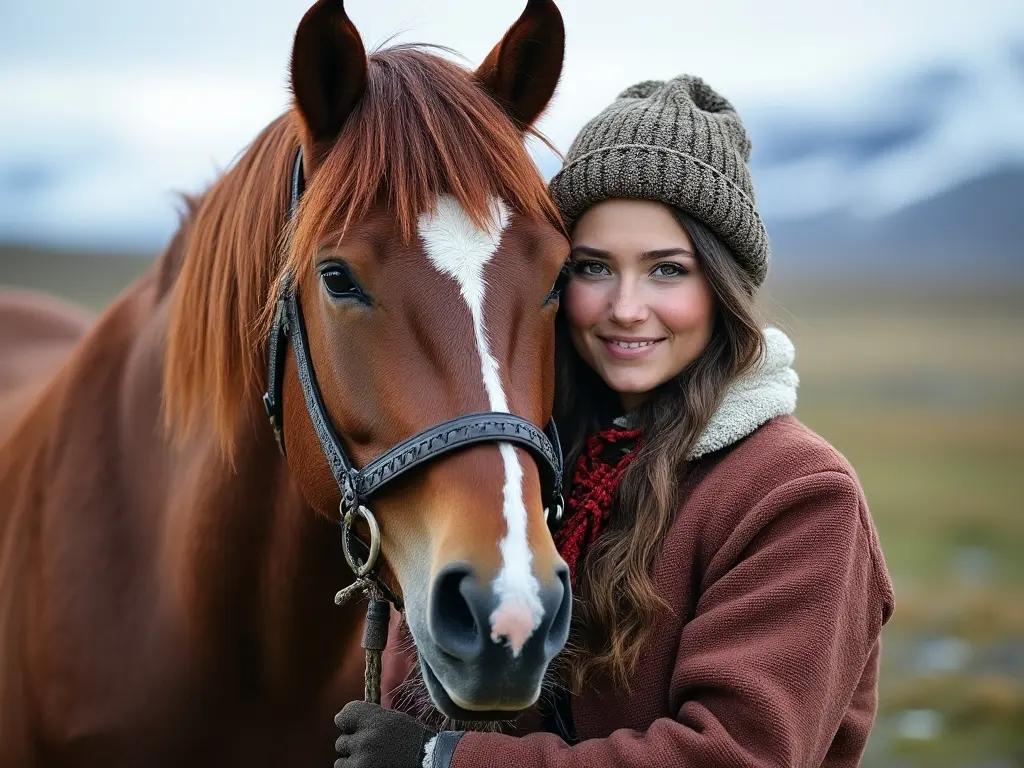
[
  {"left": 743, "top": 43, "right": 1024, "bottom": 279},
  {"left": 765, "top": 167, "right": 1024, "bottom": 280}
]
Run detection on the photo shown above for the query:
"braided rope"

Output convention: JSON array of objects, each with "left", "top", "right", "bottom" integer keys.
[
  {"left": 364, "top": 638, "right": 383, "bottom": 704},
  {"left": 336, "top": 579, "right": 392, "bottom": 704}
]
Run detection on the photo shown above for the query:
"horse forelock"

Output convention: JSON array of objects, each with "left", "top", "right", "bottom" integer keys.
[{"left": 286, "top": 46, "right": 561, "bottom": 272}]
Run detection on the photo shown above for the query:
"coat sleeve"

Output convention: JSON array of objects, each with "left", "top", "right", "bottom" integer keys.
[{"left": 440, "top": 471, "right": 894, "bottom": 768}]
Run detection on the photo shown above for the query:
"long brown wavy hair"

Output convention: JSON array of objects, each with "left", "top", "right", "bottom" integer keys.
[{"left": 553, "top": 207, "right": 765, "bottom": 694}]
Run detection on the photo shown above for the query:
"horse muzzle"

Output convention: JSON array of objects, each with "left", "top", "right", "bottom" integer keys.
[{"left": 411, "top": 561, "right": 571, "bottom": 719}]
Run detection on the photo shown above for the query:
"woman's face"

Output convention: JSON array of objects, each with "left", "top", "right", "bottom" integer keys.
[{"left": 564, "top": 199, "right": 715, "bottom": 411}]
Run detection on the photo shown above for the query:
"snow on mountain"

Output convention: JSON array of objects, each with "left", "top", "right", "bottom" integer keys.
[{"left": 745, "top": 42, "right": 1024, "bottom": 222}]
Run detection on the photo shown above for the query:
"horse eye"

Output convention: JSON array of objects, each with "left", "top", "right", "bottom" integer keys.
[
  {"left": 319, "top": 266, "right": 364, "bottom": 300},
  {"left": 545, "top": 263, "right": 572, "bottom": 305}
]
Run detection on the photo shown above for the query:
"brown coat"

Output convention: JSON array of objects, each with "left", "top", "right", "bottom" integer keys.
[{"left": 383, "top": 331, "right": 895, "bottom": 768}]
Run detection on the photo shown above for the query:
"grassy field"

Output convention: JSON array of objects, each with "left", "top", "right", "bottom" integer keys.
[
  {"left": 0, "top": 244, "right": 152, "bottom": 310},
  {"left": 763, "top": 280, "right": 1024, "bottom": 766},
  {"left": 3, "top": 244, "right": 1023, "bottom": 765}
]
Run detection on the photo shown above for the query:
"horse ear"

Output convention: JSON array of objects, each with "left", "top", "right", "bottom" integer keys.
[
  {"left": 290, "top": 0, "right": 368, "bottom": 146},
  {"left": 476, "top": 0, "right": 565, "bottom": 130}
]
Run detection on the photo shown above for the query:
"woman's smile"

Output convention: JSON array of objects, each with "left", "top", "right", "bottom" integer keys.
[{"left": 599, "top": 335, "right": 667, "bottom": 359}]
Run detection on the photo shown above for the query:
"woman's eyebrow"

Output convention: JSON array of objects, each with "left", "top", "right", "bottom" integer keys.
[
  {"left": 570, "top": 245, "right": 696, "bottom": 261},
  {"left": 639, "top": 248, "right": 695, "bottom": 261},
  {"left": 569, "top": 245, "right": 613, "bottom": 259}
]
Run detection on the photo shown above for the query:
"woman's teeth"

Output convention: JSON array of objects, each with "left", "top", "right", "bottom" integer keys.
[{"left": 609, "top": 340, "right": 656, "bottom": 348}]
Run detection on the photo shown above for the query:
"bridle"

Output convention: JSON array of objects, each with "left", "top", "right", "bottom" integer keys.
[{"left": 262, "top": 148, "right": 565, "bottom": 606}]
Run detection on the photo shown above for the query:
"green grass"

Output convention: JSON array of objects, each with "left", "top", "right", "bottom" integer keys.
[
  {"left": 0, "top": 243, "right": 152, "bottom": 311},
  {"left": 801, "top": 406, "right": 1024, "bottom": 586},
  {"left": 4, "top": 246, "right": 1024, "bottom": 765},
  {"left": 762, "top": 283, "right": 1024, "bottom": 766}
]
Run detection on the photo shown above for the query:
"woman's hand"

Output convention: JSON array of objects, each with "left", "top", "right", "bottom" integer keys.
[{"left": 334, "top": 701, "right": 437, "bottom": 768}]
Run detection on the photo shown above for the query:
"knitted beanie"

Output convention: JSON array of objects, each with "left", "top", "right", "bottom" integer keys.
[{"left": 549, "top": 75, "right": 770, "bottom": 286}]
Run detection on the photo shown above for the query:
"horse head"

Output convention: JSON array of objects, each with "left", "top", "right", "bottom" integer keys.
[{"left": 278, "top": 0, "right": 570, "bottom": 719}]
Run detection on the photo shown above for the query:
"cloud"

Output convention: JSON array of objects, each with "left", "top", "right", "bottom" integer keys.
[
  {"left": 2, "top": 0, "right": 1023, "bottom": 249},
  {"left": 0, "top": 67, "right": 292, "bottom": 249}
]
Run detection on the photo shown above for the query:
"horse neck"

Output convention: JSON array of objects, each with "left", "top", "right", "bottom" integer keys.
[
  {"left": 56, "top": 249, "right": 366, "bottom": 704},
  {"left": 155, "top": 315, "right": 365, "bottom": 704}
]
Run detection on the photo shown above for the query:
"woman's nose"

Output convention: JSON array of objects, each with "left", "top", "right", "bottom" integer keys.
[{"left": 609, "top": 280, "right": 648, "bottom": 325}]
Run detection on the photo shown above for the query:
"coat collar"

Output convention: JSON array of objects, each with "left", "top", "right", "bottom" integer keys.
[{"left": 613, "top": 327, "right": 799, "bottom": 459}]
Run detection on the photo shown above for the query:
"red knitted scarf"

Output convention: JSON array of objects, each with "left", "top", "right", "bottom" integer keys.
[{"left": 553, "top": 425, "right": 643, "bottom": 584}]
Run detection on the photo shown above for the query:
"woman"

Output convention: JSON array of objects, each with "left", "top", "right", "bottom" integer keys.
[{"left": 335, "top": 75, "right": 894, "bottom": 768}]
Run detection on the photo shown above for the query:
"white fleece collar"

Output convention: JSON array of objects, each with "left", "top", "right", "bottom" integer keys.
[{"left": 613, "top": 327, "right": 799, "bottom": 459}]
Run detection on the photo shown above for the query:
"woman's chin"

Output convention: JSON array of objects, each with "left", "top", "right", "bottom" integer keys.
[{"left": 604, "top": 373, "right": 663, "bottom": 400}]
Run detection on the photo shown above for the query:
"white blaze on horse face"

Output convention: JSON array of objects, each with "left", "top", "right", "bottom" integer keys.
[{"left": 418, "top": 194, "right": 542, "bottom": 656}]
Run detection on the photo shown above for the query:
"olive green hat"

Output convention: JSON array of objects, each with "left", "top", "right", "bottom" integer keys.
[{"left": 549, "top": 75, "right": 770, "bottom": 286}]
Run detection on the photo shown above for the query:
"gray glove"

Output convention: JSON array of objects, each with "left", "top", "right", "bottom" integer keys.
[{"left": 334, "top": 700, "right": 464, "bottom": 768}]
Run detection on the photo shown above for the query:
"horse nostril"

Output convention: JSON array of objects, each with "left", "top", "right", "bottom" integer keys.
[
  {"left": 429, "top": 563, "right": 486, "bottom": 660},
  {"left": 429, "top": 562, "right": 573, "bottom": 665}
]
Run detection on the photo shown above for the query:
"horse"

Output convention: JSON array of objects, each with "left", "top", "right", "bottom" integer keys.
[
  {"left": 0, "top": 0, "right": 572, "bottom": 763},
  {"left": 0, "top": 289, "right": 94, "bottom": 443}
]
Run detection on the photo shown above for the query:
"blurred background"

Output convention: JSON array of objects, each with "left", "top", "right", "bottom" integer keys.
[{"left": 1, "top": 0, "right": 1022, "bottom": 763}]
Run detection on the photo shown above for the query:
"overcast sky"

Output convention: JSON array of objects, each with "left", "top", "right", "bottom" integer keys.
[
  {"left": 6, "top": 0, "right": 1023, "bottom": 137},
  {"left": 2, "top": 0, "right": 1022, "bottom": 249}
]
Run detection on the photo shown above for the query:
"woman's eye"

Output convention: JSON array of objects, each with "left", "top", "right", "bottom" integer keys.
[
  {"left": 573, "top": 260, "right": 609, "bottom": 277},
  {"left": 319, "top": 266, "right": 364, "bottom": 299},
  {"left": 652, "top": 263, "right": 688, "bottom": 277}
]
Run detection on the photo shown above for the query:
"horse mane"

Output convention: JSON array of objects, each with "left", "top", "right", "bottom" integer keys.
[{"left": 163, "top": 45, "right": 561, "bottom": 457}]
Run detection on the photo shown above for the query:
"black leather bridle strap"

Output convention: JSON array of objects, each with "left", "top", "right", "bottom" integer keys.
[
  {"left": 356, "top": 411, "right": 562, "bottom": 503},
  {"left": 285, "top": 289, "right": 359, "bottom": 502},
  {"left": 262, "top": 286, "right": 290, "bottom": 455},
  {"left": 260, "top": 151, "right": 303, "bottom": 454}
]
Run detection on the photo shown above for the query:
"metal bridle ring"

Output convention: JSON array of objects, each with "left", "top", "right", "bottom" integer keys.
[
  {"left": 545, "top": 494, "right": 565, "bottom": 526},
  {"left": 342, "top": 504, "right": 381, "bottom": 578}
]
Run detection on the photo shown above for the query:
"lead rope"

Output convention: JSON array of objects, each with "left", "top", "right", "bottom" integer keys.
[{"left": 335, "top": 580, "right": 392, "bottom": 704}]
